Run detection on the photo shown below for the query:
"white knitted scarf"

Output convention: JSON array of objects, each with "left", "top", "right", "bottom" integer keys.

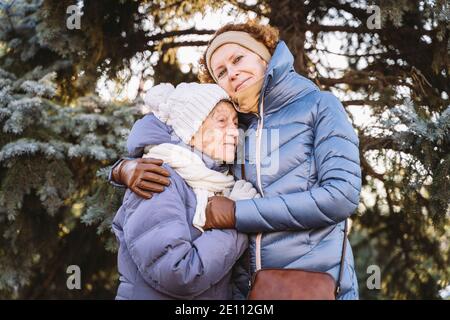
[{"left": 143, "top": 143, "right": 235, "bottom": 232}]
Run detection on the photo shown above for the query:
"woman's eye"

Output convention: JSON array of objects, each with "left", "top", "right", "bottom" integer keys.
[
  {"left": 233, "top": 55, "right": 243, "bottom": 64},
  {"left": 217, "top": 69, "right": 226, "bottom": 79}
]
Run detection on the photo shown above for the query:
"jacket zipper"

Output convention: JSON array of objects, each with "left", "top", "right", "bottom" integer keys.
[
  {"left": 255, "top": 95, "right": 265, "bottom": 273},
  {"left": 248, "top": 77, "right": 270, "bottom": 291}
]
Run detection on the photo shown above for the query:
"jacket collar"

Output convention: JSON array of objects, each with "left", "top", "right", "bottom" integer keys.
[{"left": 257, "top": 41, "right": 319, "bottom": 115}]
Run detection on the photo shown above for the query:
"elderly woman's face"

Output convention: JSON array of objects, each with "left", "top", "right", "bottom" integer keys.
[
  {"left": 190, "top": 101, "right": 239, "bottom": 163},
  {"left": 210, "top": 43, "right": 267, "bottom": 96}
]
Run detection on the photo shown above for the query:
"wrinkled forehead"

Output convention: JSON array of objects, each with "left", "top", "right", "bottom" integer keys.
[
  {"left": 212, "top": 100, "right": 237, "bottom": 116},
  {"left": 210, "top": 43, "right": 251, "bottom": 69}
]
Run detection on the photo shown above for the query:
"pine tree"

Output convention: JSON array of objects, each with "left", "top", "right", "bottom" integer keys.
[
  {"left": 0, "top": 0, "right": 448, "bottom": 299},
  {"left": 0, "top": 0, "right": 209, "bottom": 298},
  {"left": 0, "top": 63, "right": 146, "bottom": 297},
  {"left": 0, "top": 0, "right": 141, "bottom": 298}
]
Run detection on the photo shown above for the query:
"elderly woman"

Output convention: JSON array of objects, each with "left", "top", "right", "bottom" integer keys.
[
  {"left": 110, "top": 22, "right": 361, "bottom": 299},
  {"left": 112, "top": 82, "right": 258, "bottom": 300}
]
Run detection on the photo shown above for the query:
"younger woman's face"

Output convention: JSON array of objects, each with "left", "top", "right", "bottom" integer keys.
[
  {"left": 190, "top": 101, "right": 239, "bottom": 163},
  {"left": 210, "top": 43, "right": 267, "bottom": 97}
]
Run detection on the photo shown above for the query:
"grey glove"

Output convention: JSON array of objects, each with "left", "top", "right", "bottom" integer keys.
[{"left": 223, "top": 180, "right": 261, "bottom": 201}]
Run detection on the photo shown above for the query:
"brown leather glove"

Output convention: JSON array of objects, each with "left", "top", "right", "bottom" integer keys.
[
  {"left": 204, "top": 196, "right": 236, "bottom": 230},
  {"left": 112, "top": 158, "right": 171, "bottom": 199}
]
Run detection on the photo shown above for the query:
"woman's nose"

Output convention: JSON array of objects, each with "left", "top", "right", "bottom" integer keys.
[
  {"left": 228, "top": 67, "right": 239, "bottom": 82},
  {"left": 227, "top": 127, "right": 239, "bottom": 137}
]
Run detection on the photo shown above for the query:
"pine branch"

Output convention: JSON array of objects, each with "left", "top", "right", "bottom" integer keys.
[
  {"left": 316, "top": 71, "right": 400, "bottom": 88},
  {"left": 306, "top": 23, "right": 378, "bottom": 34},
  {"left": 1, "top": 0, "right": 18, "bottom": 34},
  {"left": 147, "top": 28, "right": 215, "bottom": 42},
  {"left": 159, "top": 40, "right": 209, "bottom": 51},
  {"left": 308, "top": 2, "right": 435, "bottom": 36},
  {"left": 225, "top": 0, "right": 269, "bottom": 17},
  {"left": 323, "top": 0, "right": 372, "bottom": 24},
  {"left": 342, "top": 100, "right": 376, "bottom": 106},
  {"left": 361, "top": 135, "right": 396, "bottom": 152},
  {"left": 158, "top": 0, "right": 186, "bottom": 11},
  {"left": 314, "top": 47, "right": 390, "bottom": 58},
  {"left": 360, "top": 154, "right": 385, "bottom": 181},
  {"left": 323, "top": 0, "right": 436, "bottom": 36},
  {"left": 316, "top": 76, "right": 379, "bottom": 86}
]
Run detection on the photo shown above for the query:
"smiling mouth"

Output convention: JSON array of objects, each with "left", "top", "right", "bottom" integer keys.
[{"left": 235, "top": 78, "right": 250, "bottom": 92}]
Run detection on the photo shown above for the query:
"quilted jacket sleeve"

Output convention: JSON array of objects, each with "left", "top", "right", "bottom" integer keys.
[
  {"left": 124, "top": 168, "right": 248, "bottom": 299},
  {"left": 107, "top": 113, "right": 176, "bottom": 188},
  {"left": 126, "top": 114, "right": 175, "bottom": 157},
  {"left": 235, "top": 92, "right": 362, "bottom": 232}
]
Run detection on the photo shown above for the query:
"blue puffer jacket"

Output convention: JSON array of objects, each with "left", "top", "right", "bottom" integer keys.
[
  {"left": 125, "top": 41, "right": 361, "bottom": 299},
  {"left": 112, "top": 118, "right": 248, "bottom": 299},
  {"left": 234, "top": 41, "right": 361, "bottom": 299}
]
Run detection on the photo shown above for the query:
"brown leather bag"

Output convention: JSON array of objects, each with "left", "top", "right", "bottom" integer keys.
[
  {"left": 247, "top": 220, "right": 348, "bottom": 300},
  {"left": 240, "top": 165, "right": 348, "bottom": 300}
]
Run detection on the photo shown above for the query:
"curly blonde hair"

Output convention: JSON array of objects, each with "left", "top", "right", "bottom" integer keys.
[{"left": 198, "top": 21, "right": 280, "bottom": 83}]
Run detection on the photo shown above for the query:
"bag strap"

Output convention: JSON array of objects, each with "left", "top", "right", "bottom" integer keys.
[
  {"left": 241, "top": 164, "right": 254, "bottom": 280},
  {"left": 242, "top": 164, "right": 348, "bottom": 296}
]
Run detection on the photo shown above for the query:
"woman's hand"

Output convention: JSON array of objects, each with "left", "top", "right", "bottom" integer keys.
[
  {"left": 204, "top": 181, "right": 260, "bottom": 230},
  {"left": 112, "top": 158, "right": 171, "bottom": 199},
  {"left": 204, "top": 196, "right": 236, "bottom": 230},
  {"left": 223, "top": 180, "right": 261, "bottom": 201}
]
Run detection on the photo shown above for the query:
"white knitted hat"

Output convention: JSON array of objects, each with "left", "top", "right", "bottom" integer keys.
[{"left": 144, "top": 82, "right": 231, "bottom": 144}]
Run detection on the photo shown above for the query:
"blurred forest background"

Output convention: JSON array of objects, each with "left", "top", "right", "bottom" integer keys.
[{"left": 0, "top": 0, "right": 448, "bottom": 299}]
